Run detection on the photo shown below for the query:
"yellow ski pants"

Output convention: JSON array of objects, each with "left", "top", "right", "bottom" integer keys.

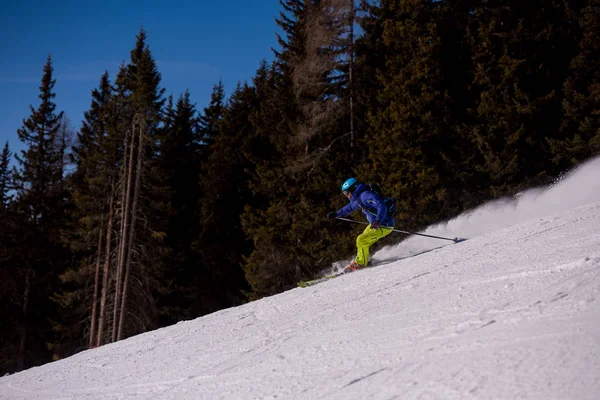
[{"left": 355, "top": 224, "right": 393, "bottom": 267}]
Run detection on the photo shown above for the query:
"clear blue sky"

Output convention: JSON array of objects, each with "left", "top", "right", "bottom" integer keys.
[{"left": 0, "top": 0, "right": 281, "bottom": 160}]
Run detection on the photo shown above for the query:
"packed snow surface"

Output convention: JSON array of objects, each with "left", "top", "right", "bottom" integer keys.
[{"left": 2, "top": 157, "right": 600, "bottom": 399}]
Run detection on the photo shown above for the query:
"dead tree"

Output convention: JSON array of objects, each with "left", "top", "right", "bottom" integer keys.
[
  {"left": 112, "top": 115, "right": 139, "bottom": 341},
  {"left": 290, "top": 0, "right": 356, "bottom": 170},
  {"left": 95, "top": 176, "right": 116, "bottom": 347},
  {"left": 88, "top": 207, "right": 105, "bottom": 348},
  {"left": 117, "top": 116, "right": 146, "bottom": 341}
]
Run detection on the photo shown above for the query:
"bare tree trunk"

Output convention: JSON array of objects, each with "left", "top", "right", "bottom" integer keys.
[
  {"left": 96, "top": 178, "right": 115, "bottom": 347},
  {"left": 118, "top": 118, "right": 145, "bottom": 341},
  {"left": 113, "top": 121, "right": 136, "bottom": 342},
  {"left": 112, "top": 138, "right": 128, "bottom": 342},
  {"left": 18, "top": 267, "right": 33, "bottom": 371},
  {"left": 89, "top": 209, "right": 105, "bottom": 348}
]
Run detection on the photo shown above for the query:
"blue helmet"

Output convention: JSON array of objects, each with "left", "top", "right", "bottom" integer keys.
[{"left": 341, "top": 177, "right": 358, "bottom": 192}]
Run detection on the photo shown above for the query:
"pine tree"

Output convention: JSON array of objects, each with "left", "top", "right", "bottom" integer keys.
[
  {"left": 240, "top": 61, "right": 296, "bottom": 298},
  {"left": 198, "top": 80, "right": 225, "bottom": 158},
  {"left": 112, "top": 29, "right": 167, "bottom": 341},
  {"left": 10, "top": 54, "right": 71, "bottom": 371},
  {"left": 0, "top": 141, "right": 17, "bottom": 374},
  {"left": 197, "top": 83, "right": 254, "bottom": 309},
  {"left": 157, "top": 91, "right": 203, "bottom": 324},
  {"left": 194, "top": 81, "right": 252, "bottom": 312},
  {"left": 14, "top": 55, "right": 66, "bottom": 211},
  {"left": 0, "top": 142, "right": 12, "bottom": 209},
  {"left": 0, "top": 201, "right": 20, "bottom": 374},
  {"left": 53, "top": 71, "right": 118, "bottom": 356}
]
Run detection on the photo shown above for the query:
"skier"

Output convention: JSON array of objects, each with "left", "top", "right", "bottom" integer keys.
[{"left": 327, "top": 177, "right": 394, "bottom": 271}]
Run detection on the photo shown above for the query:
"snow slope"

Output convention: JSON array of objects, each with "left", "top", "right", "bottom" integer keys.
[{"left": 2, "top": 157, "right": 600, "bottom": 400}]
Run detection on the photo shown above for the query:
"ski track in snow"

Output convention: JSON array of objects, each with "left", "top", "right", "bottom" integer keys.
[{"left": 1, "top": 157, "right": 600, "bottom": 399}]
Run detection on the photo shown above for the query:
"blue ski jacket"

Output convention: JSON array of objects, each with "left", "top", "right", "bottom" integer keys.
[{"left": 334, "top": 183, "right": 394, "bottom": 227}]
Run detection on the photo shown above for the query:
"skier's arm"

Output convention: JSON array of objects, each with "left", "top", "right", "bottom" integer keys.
[{"left": 335, "top": 201, "right": 359, "bottom": 217}]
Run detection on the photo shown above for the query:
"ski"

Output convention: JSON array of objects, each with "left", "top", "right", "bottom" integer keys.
[
  {"left": 297, "top": 270, "right": 351, "bottom": 287},
  {"left": 297, "top": 240, "right": 467, "bottom": 288},
  {"left": 298, "top": 264, "right": 370, "bottom": 287}
]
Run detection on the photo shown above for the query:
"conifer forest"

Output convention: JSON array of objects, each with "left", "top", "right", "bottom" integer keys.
[{"left": 1, "top": 0, "right": 598, "bottom": 374}]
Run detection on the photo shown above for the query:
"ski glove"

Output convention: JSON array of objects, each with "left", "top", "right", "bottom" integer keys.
[
  {"left": 327, "top": 212, "right": 337, "bottom": 220},
  {"left": 371, "top": 220, "right": 381, "bottom": 230}
]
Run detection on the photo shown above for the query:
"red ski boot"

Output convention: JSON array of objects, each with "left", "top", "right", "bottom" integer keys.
[{"left": 344, "top": 261, "right": 363, "bottom": 273}]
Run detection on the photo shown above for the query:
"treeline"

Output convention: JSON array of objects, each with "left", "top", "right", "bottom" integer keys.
[{"left": 1, "top": 0, "right": 598, "bottom": 374}]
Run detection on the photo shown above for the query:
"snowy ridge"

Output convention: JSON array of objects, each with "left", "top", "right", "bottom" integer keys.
[{"left": 1, "top": 157, "right": 600, "bottom": 399}]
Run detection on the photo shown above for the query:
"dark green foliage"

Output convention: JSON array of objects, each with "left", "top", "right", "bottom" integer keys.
[
  {"left": 358, "top": 0, "right": 595, "bottom": 230},
  {"left": 197, "top": 83, "right": 254, "bottom": 309},
  {"left": 68, "top": 72, "right": 115, "bottom": 253},
  {"left": 550, "top": 0, "right": 600, "bottom": 168},
  {"left": 128, "top": 30, "right": 166, "bottom": 115},
  {"left": 353, "top": 0, "right": 387, "bottom": 140},
  {"left": 241, "top": 62, "right": 298, "bottom": 298},
  {"left": 14, "top": 55, "right": 65, "bottom": 207},
  {"left": 157, "top": 91, "right": 203, "bottom": 324},
  {"left": 363, "top": 0, "right": 469, "bottom": 229},
  {"left": 0, "top": 143, "right": 18, "bottom": 373},
  {"left": 274, "top": 0, "right": 307, "bottom": 67},
  {"left": 466, "top": 0, "right": 587, "bottom": 196},
  {"left": 198, "top": 80, "right": 225, "bottom": 154}
]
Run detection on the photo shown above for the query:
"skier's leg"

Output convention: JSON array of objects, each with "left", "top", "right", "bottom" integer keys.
[{"left": 355, "top": 225, "right": 393, "bottom": 266}]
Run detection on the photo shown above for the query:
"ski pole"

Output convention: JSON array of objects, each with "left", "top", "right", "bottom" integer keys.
[{"left": 334, "top": 217, "right": 464, "bottom": 243}]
